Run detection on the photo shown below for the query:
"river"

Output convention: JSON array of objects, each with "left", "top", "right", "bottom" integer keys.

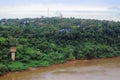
[{"left": 0, "top": 57, "right": 120, "bottom": 80}]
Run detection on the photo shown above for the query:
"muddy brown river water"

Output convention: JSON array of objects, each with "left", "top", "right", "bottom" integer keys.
[{"left": 0, "top": 57, "right": 120, "bottom": 80}]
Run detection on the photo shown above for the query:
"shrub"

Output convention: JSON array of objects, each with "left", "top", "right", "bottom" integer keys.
[
  {"left": 27, "top": 60, "right": 49, "bottom": 67},
  {"left": 7, "top": 62, "right": 28, "bottom": 71},
  {"left": 0, "top": 64, "right": 8, "bottom": 75}
]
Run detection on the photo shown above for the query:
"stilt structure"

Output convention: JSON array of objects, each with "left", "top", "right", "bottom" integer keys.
[{"left": 10, "top": 47, "right": 16, "bottom": 61}]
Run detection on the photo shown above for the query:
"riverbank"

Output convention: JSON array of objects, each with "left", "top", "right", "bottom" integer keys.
[
  {"left": 0, "top": 18, "right": 120, "bottom": 78},
  {"left": 1, "top": 56, "right": 120, "bottom": 77},
  {"left": 1, "top": 57, "right": 120, "bottom": 80}
]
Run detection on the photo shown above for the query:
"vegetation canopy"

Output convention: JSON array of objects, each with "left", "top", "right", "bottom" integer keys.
[{"left": 0, "top": 18, "right": 120, "bottom": 75}]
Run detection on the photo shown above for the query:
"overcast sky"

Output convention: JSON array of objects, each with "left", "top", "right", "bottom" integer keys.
[{"left": 0, "top": 0, "right": 120, "bottom": 18}]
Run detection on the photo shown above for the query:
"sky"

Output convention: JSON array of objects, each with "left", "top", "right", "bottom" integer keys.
[{"left": 0, "top": 0, "right": 120, "bottom": 18}]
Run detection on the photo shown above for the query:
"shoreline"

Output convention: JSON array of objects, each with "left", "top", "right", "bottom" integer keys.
[{"left": 1, "top": 56, "right": 120, "bottom": 77}]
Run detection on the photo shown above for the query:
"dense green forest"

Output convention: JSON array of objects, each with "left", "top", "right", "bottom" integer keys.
[{"left": 0, "top": 18, "right": 120, "bottom": 75}]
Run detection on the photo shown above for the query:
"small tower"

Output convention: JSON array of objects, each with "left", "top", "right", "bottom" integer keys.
[
  {"left": 10, "top": 47, "right": 16, "bottom": 61},
  {"left": 48, "top": 8, "right": 49, "bottom": 17}
]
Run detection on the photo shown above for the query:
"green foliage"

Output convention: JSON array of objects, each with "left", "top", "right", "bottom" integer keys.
[
  {"left": 7, "top": 62, "right": 28, "bottom": 71},
  {"left": 74, "top": 42, "right": 117, "bottom": 59},
  {"left": 63, "top": 47, "right": 75, "bottom": 60},
  {"left": 47, "top": 52, "right": 66, "bottom": 64},
  {"left": 27, "top": 60, "right": 49, "bottom": 67},
  {"left": 0, "top": 18, "right": 120, "bottom": 75},
  {"left": 0, "top": 64, "right": 8, "bottom": 75}
]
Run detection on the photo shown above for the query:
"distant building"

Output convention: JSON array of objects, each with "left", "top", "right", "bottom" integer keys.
[
  {"left": 41, "top": 16, "right": 45, "bottom": 18},
  {"left": 1, "top": 22, "right": 5, "bottom": 25},
  {"left": 59, "top": 29, "right": 71, "bottom": 33},
  {"left": 55, "top": 11, "right": 63, "bottom": 18},
  {"left": 24, "top": 20, "right": 29, "bottom": 25}
]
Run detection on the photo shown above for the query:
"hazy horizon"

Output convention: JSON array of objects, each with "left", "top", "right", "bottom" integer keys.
[{"left": 0, "top": 0, "right": 120, "bottom": 21}]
